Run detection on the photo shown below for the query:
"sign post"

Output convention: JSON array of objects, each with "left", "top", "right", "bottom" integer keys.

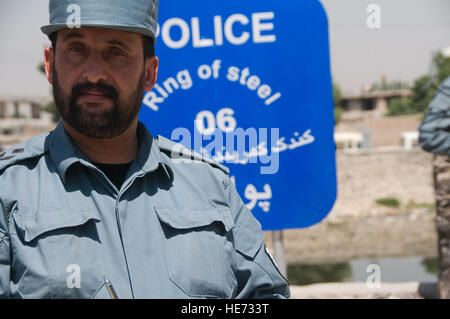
[{"left": 272, "top": 231, "right": 287, "bottom": 278}]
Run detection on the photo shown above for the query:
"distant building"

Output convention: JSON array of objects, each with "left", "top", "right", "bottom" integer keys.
[
  {"left": 0, "top": 96, "right": 56, "bottom": 150},
  {"left": 341, "top": 89, "right": 413, "bottom": 115},
  {"left": 335, "top": 88, "right": 421, "bottom": 150},
  {"left": 334, "top": 132, "right": 363, "bottom": 150}
]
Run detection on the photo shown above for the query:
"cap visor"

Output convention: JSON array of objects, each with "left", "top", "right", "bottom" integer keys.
[{"left": 41, "top": 23, "right": 155, "bottom": 40}]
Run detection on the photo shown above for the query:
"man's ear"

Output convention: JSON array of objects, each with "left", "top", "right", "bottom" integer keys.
[
  {"left": 143, "top": 56, "right": 159, "bottom": 92},
  {"left": 44, "top": 46, "right": 55, "bottom": 85}
]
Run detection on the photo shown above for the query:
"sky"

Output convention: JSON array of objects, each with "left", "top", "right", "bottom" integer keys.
[{"left": 0, "top": 0, "right": 449, "bottom": 98}]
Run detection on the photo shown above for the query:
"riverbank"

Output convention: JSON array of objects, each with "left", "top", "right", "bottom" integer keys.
[
  {"left": 265, "top": 148, "right": 437, "bottom": 265},
  {"left": 290, "top": 281, "right": 437, "bottom": 299},
  {"left": 274, "top": 204, "right": 437, "bottom": 265},
  {"left": 264, "top": 147, "right": 439, "bottom": 298}
]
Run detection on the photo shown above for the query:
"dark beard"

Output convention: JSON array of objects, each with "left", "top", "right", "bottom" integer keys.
[{"left": 52, "top": 67, "right": 145, "bottom": 138}]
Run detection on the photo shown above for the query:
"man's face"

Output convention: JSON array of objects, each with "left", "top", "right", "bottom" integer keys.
[{"left": 44, "top": 27, "right": 158, "bottom": 138}]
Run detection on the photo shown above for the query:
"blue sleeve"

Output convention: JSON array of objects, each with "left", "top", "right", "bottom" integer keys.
[
  {"left": 228, "top": 177, "right": 290, "bottom": 299},
  {"left": 418, "top": 77, "right": 450, "bottom": 156}
]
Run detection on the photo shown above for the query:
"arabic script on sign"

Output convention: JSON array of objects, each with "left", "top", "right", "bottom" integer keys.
[{"left": 244, "top": 183, "right": 272, "bottom": 212}]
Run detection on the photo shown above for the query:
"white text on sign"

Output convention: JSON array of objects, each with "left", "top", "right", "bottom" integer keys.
[
  {"left": 156, "top": 12, "right": 276, "bottom": 49},
  {"left": 143, "top": 60, "right": 282, "bottom": 111}
]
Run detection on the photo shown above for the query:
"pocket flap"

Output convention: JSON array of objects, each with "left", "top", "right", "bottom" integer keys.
[
  {"left": 233, "top": 209, "right": 264, "bottom": 260},
  {"left": 155, "top": 205, "right": 235, "bottom": 232},
  {"left": 13, "top": 206, "right": 101, "bottom": 243}
]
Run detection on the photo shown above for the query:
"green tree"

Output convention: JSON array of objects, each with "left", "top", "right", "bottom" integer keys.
[
  {"left": 333, "top": 81, "right": 344, "bottom": 125},
  {"left": 387, "top": 97, "right": 414, "bottom": 116},
  {"left": 408, "top": 75, "right": 436, "bottom": 114},
  {"left": 375, "top": 52, "right": 450, "bottom": 116},
  {"left": 370, "top": 80, "right": 410, "bottom": 92},
  {"left": 411, "top": 53, "right": 450, "bottom": 115},
  {"left": 421, "top": 257, "right": 439, "bottom": 275},
  {"left": 434, "top": 52, "right": 450, "bottom": 84},
  {"left": 287, "top": 262, "right": 352, "bottom": 285}
]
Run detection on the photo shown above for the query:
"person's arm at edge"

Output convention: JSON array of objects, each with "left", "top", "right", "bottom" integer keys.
[{"left": 227, "top": 175, "right": 290, "bottom": 299}]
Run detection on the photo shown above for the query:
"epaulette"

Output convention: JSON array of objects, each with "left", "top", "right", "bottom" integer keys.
[
  {"left": 156, "top": 135, "right": 230, "bottom": 176},
  {"left": 0, "top": 133, "right": 48, "bottom": 173}
]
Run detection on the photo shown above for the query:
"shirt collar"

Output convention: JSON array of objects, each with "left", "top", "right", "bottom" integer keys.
[
  {"left": 135, "top": 121, "right": 174, "bottom": 182},
  {"left": 46, "top": 121, "right": 173, "bottom": 184}
]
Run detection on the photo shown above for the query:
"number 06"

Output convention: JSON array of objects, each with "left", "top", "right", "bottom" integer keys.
[{"left": 195, "top": 108, "right": 236, "bottom": 135}]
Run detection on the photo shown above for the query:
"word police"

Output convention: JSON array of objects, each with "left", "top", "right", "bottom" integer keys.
[{"left": 156, "top": 12, "right": 276, "bottom": 49}]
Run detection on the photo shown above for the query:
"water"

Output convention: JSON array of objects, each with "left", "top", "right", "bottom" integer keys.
[
  {"left": 287, "top": 256, "right": 438, "bottom": 285},
  {"left": 350, "top": 256, "right": 437, "bottom": 283}
]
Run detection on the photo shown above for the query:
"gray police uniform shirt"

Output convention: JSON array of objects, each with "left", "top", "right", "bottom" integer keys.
[{"left": 0, "top": 121, "right": 290, "bottom": 299}]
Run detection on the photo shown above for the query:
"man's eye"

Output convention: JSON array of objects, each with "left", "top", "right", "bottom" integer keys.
[
  {"left": 109, "top": 49, "right": 125, "bottom": 57},
  {"left": 69, "top": 46, "right": 83, "bottom": 52}
]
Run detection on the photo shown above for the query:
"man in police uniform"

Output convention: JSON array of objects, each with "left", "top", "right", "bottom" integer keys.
[{"left": 0, "top": 0, "right": 290, "bottom": 298}]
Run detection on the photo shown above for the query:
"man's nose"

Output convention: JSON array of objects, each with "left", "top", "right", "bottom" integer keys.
[{"left": 82, "top": 53, "right": 108, "bottom": 83}]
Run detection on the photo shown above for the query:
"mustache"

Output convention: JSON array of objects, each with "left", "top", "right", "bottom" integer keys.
[{"left": 70, "top": 82, "right": 119, "bottom": 101}]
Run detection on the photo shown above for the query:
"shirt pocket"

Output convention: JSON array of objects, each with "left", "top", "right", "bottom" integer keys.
[
  {"left": 11, "top": 206, "right": 104, "bottom": 299},
  {"left": 155, "top": 205, "right": 237, "bottom": 299}
]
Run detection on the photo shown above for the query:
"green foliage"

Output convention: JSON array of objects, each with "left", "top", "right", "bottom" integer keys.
[
  {"left": 434, "top": 52, "right": 450, "bottom": 84},
  {"left": 387, "top": 97, "right": 414, "bottom": 116},
  {"left": 409, "top": 75, "right": 436, "bottom": 114},
  {"left": 377, "top": 52, "right": 450, "bottom": 116},
  {"left": 370, "top": 80, "right": 410, "bottom": 92},
  {"left": 334, "top": 106, "right": 344, "bottom": 125},
  {"left": 333, "top": 82, "right": 342, "bottom": 108},
  {"left": 386, "top": 75, "right": 435, "bottom": 116},
  {"left": 375, "top": 197, "right": 401, "bottom": 208},
  {"left": 370, "top": 79, "right": 416, "bottom": 116},
  {"left": 421, "top": 257, "right": 439, "bottom": 275},
  {"left": 405, "top": 200, "right": 435, "bottom": 211},
  {"left": 287, "top": 262, "right": 352, "bottom": 285},
  {"left": 409, "top": 53, "right": 450, "bottom": 115},
  {"left": 333, "top": 81, "right": 344, "bottom": 125}
]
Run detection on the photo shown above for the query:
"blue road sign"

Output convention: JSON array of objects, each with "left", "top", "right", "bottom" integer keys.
[{"left": 139, "top": 0, "right": 337, "bottom": 230}]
